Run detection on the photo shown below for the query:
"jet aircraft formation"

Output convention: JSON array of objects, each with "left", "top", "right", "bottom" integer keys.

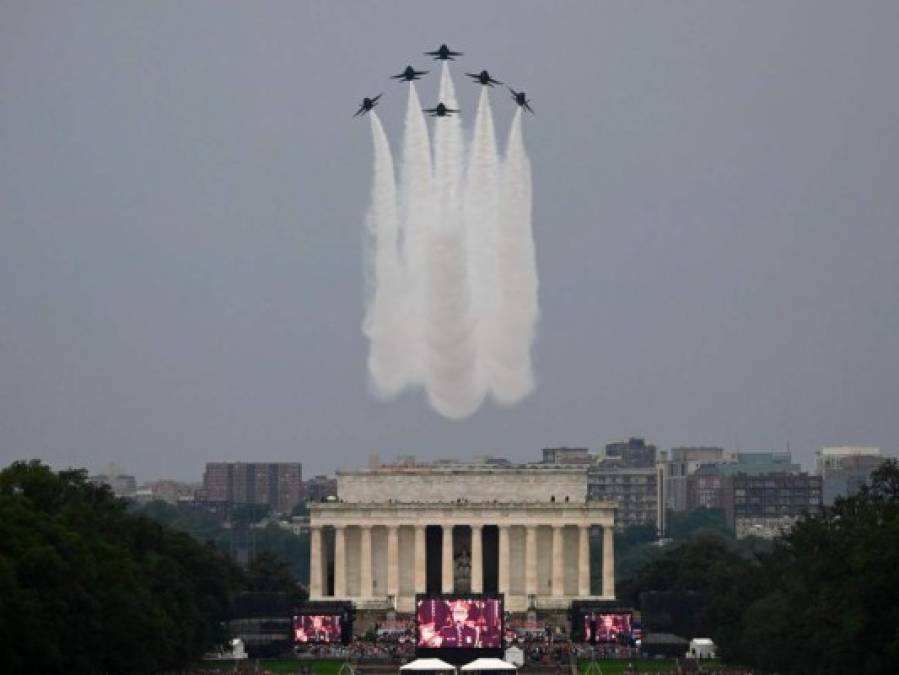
[{"left": 354, "top": 43, "right": 534, "bottom": 118}]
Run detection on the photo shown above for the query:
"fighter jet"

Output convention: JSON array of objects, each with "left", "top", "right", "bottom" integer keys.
[
  {"left": 508, "top": 87, "right": 535, "bottom": 114},
  {"left": 424, "top": 43, "right": 463, "bottom": 60},
  {"left": 423, "top": 102, "right": 460, "bottom": 117},
  {"left": 391, "top": 66, "right": 428, "bottom": 82},
  {"left": 353, "top": 94, "right": 382, "bottom": 118},
  {"left": 466, "top": 70, "right": 503, "bottom": 87}
]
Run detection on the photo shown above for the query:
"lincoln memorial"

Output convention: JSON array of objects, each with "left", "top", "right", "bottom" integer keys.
[{"left": 308, "top": 463, "right": 616, "bottom": 613}]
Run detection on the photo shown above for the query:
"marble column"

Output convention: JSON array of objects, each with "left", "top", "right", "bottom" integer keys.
[
  {"left": 602, "top": 525, "right": 615, "bottom": 598},
  {"left": 387, "top": 525, "right": 399, "bottom": 601},
  {"left": 525, "top": 525, "right": 537, "bottom": 597},
  {"left": 551, "top": 525, "right": 564, "bottom": 597},
  {"left": 334, "top": 525, "right": 346, "bottom": 598},
  {"left": 360, "top": 525, "right": 373, "bottom": 598},
  {"left": 309, "top": 525, "right": 322, "bottom": 598},
  {"left": 470, "top": 525, "right": 483, "bottom": 593},
  {"left": 442, "top": 525, "right": 454, "bottom": 593},
  {"left": 414, "top": 525, "right": 426, "bottom": 593},
  {"left": 498, "top": 525, "right": 511, "bottom": 596},
  {"left": 578, "top": 525, "right": 591, "bottom": 597}
]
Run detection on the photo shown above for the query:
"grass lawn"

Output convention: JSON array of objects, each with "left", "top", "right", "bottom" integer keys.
[
  {"left": 580, "top": 659, "right": 728, "bottom": 673},
  {"left": 197, "top": 658, "right": 346, "bottom": 674},
  {"left": 196, "top": 658, "right": 729, "bottom": 675},
  {"left": 579, "top": 659, "right": 677, "bottom": 673}
]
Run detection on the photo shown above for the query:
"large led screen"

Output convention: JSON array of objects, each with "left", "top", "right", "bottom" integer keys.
[
  {"left": 293, "top": 615, "right": 341, "bottom": 644},
  {"left": 416, "top": 597, "right": 503, "bottom": 649},
  {"left": 583, "top": 613, "right": 632, "bottom": 643}
]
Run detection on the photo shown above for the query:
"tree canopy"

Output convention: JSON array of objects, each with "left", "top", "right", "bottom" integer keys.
[
  {"left": 721, "top": 460, "right": 899, "bottom": 674},
  {"left": 620, "top": 460, "right": 899, "bottom": 675},
  {"left": 0, "top": 461, "right": 243, "bottom": 674}
]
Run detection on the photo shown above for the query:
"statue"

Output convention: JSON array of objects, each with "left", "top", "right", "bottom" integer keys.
[{"left": 454, "top": 547, "right": 472, "bottom": 591}]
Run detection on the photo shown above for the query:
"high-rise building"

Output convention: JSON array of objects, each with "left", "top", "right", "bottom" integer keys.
[
  {"left": 659, "top": 446, "right": 735, "bottom": 512},
  {"left": 603, "top": 438, "right": 657, "bottom": 468},
  {"left": 685, "top": 451, "right": 801, "bottom": 513},
  {"left": 587, "top": 465, "right": 657, "bottom": 529},
  {"left": 542, "top": 447, "right": 593, "bottom": 465},
  {"left": 303, "top": 474, "right": 337, "bottom": 503},
  {"left": 202, "top": 462, "right": 303, "bottom": 513},
  {"left": 204, "top": 462, "right": 234, "bottom": 502},
  {"left": 816, "top": 446, "right": 886, "bottom": 505},
  {"left": 89, "top": 463, "right": 137, "bottom": 498},
  {"left": 721, "top": 472, "right": 822, "bottom": 539}
]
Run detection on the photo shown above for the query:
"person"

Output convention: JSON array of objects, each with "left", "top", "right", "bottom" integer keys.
[{"left": 439, "top": 601, "right": 478, "bottom": 647}]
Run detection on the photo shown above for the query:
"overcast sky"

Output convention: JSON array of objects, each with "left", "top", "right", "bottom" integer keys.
[{"left": 2, "top": 1, "right": 898, "bottom": 480}]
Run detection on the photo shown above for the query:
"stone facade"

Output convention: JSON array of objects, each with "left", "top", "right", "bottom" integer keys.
[
  {"left": 309, "top": 466, "right": 615, "bottom": 613},
  {"left": 336, "top": 466, "right": 588, "bottom": 504}
]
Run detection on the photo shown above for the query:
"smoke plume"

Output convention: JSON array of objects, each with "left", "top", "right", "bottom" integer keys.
[{"left": 362, "top": 66, "right": 538, "bottom": 418}]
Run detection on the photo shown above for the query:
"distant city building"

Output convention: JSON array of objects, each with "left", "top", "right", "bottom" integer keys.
[
  {"left": 89, "top": 463, "right": 137, "bottom": 498},
  {"left": 303, "top": 474, "right": 337, "bottom": 503},
  {"left": 538, "top": 442, "right": 659, "bottom": 531},
  {"left": 603, "top": 438, "right": 657, "bottom": 468},
  {"left": 687, "top": 464, "right": 726, "bottom": 510},
  {"left": 587, "top": 465, "right": 657, "bottom": 530},
  {"left": 816, "top": 446, "right": 886, "bottom": 505},
  {"left": 542, "top": 447, "right": 593, "bottom": 465},
  {"left": 721, "top": 472, "right": 822, "bottom": 539},
  {"left": 203, "top": 462, "right": 303, "bottom": 514},
  {"left": 685, "top": 451, "right": 801, "bottom": 515},
  {"left": 136, "top": 479, "right": 201, "bottom": 504},
  {"left": 659, "top": 446, "right": 734, "bottom": 512}
]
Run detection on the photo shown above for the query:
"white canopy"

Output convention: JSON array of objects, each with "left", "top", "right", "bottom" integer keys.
[
  {"left": 400, "top": 658, "right": 457, "bottom": 672},
  {"left": 460, "top": 658, "right": 517, "bottom": 671}
]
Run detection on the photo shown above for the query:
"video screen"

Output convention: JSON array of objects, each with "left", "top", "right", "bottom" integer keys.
[
  {"left": 583, "top": 613, "right": 632, "bottom": 643},
  {"left": 293, "top": 615, "right": 341, "bottom": 643},
  {"left": 416, "top": 597, "right": 503, "bottom": 649}
]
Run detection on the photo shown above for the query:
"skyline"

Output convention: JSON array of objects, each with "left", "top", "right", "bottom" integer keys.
[{"left": 3, "top": 1, "right": 899, "bottom": 480}]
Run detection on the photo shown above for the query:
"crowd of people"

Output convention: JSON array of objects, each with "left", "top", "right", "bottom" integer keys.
[{"left": 293, "top": 622, "right": 417, "bottom": 662}]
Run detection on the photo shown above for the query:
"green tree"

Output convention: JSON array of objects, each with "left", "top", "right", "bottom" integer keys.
[
  {"left": 246, "top": 550, "right": 304, "bottom": 597},
  {"left": 665, "top": 507, "right": 731, "bottom": 540},
  {"left": 722, "top": 460, "right": 899, "bottom": 674},
  {"left": 0, "top": 461, "right": 243, "bottom": 674}
]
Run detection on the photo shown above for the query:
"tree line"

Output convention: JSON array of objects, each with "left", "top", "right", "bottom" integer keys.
[
  {"left": 617, "top": 460, "right": 899, "bottom": 674},
  {"left": 0, "top": 461, "right": 302, "bottom": 674}
]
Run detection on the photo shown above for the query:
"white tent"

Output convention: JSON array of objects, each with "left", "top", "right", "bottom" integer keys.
[
  {"left": 400, "top": 658, "right": 457, "bottom": 672},
  {"left": 503, "top": 646, "right": 524, "bottom": 668},
  {"left": 460, "top": 657, "right": 517, "bottom": 672},
  {"left": 688, "top": 637, "right": 717, "bottom": 659}
]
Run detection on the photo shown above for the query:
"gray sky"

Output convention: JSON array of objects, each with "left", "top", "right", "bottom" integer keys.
[{"left": 2, "top": 1, "right": 898, "bottom": 480}]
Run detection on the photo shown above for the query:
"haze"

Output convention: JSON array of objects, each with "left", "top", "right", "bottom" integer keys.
[{"left": 2, "top": 1, "right": 898, "bottom": 479}]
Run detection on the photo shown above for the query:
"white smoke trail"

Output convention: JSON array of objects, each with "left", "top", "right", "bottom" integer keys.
[
  {"left": 424, "top": 63, "right": 482, "bottom": 418},
  {"left": 492, "top": 108, "right": 539, "bottom": 404},
  {"left": 362, "top": 112, "right": 410, "bottom": 398},
  {"left": 361, "top": 70, "right": 539, "bottom": 417},
  {"left": 396, "top": 83, "right": 433, "bottom": 385},
  {"left": 464, "top": 87, "right": 500, "bottom": 397}
]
